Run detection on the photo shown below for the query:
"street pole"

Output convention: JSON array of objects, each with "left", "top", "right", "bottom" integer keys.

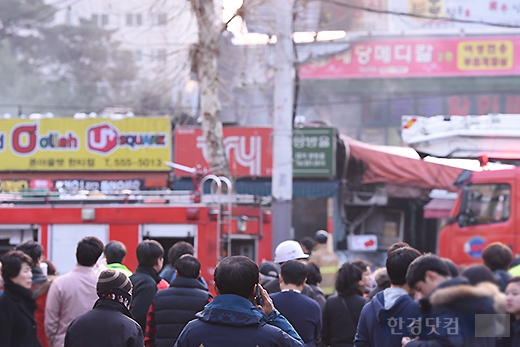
[{"left": 272, "top": 0, "right": 295, "bottom": 253}]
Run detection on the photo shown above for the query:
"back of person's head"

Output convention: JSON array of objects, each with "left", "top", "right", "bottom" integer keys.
[
  {"left": 306, "top": 262, "right": 322, "bottom": 286},
  {"left": 136, "top": 240, "right": 164, "bottom": 267},
  {"left": 373, "top": 267, "right": 390, "bottom": 287},
  {"left": 352, "top": 259, "right": 370, "bottom": 273},
  {"left": 461, "top": 264, "right": 497, "bottom": 286},
  {"left": 1, "top": 250, "right": 33, "bottom": 280},
  {"left": 175, "top": 254, "right": 200, "bottom": 279},
  {"left": 76, "top": 237, "right": 104, "bottom": 267},
  {"left": 442, "top": 258, "right": 459, "bottom": 277},
  {"left": 15, "top": 240, "right": 44, "bottom": 266},
  {"left": 96, "top": 269, "right": 133, "bottom": 310},
  {"left": 104, "top": 241, "right": 127, "bottom": 264},
  {"left": 97, "top": 269, "right": 132, "bottom": 296},
  {"left": 336, "top": 262, "right": 363, "bottom": 296},
  {"left": 406, "top": 254, "right": 451, "bottom": 289},
  {"left": 280, "top": 260, "right": 307, "bottom": 286},
  {"left": 387, "top": 242, "right": 411, "bottom": 256},
  {"left": 482, "top": 242, "right": 512, "bottom": 271},
  {"left": 168, "top": 241, "right": 195, "bottom": 267},
  {"left": 314, "top": 230, "right": 329, "bottom": 244},
  {"left": 214, "top": 255, "right": 258, "bottom": 299},
  {"left": 386, "top": 247, "right": 422, "bottom": 285},
  {"left": 300, "top": 237, "right": 316, "bottom": 254},
  {"left": 259, "top": 261, "right": 280, "bottom": 284}
]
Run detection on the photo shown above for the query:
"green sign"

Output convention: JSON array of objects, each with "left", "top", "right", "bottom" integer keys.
[{"left": 293, "top": 127, "right": 336, "bottom": 178}]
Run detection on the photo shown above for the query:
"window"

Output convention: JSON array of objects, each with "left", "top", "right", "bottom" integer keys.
[
  {"left": 158, "top": 13, "right": 167, "bottom": 25},
  {"left": 465, "top": 184, "right": 510, "bottom": 225},
  {"left": 92, "top": 14, "right": 109, "bottom": 27},
  {"left": 152, "top": 13, "right": 167, "bottom": 26},
  {"left": 127, "top": 13, "right": 142, "bottom": 27}
]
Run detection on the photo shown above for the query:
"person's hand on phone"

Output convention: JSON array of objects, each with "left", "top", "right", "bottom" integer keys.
[
  {"left": 402, "top": 337, "right": 411, "bottom": 346},
  {"left": 255, "top": 284, "right": 274, "bottom": 316}
]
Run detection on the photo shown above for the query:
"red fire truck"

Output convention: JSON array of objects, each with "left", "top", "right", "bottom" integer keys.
[
  {"left": 402, "top": 114, "right": 520, "bottom": 265},
  {"left": 0, "top": 175, "right": 272, "bottom": 284},
  {"left": 438, "top": 168, "right": 517, "bottom": 265}
]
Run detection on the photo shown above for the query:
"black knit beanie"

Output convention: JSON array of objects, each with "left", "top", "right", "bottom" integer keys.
[
  {"left": 96, "top": 269, "right": 134, "bottom": 311},
  {"left": 97, "top": 269, "right": 132, "bottom": 295}
]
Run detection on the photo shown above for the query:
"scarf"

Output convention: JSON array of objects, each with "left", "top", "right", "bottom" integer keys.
[
  {"left": 95, "top": 288, "right": 134, "bottom": 319},
  {"left": 3, "top": 279, "right": 37, "bottom": 312}
]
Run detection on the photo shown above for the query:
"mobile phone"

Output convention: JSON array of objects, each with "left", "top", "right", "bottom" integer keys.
[{"left": 255, "top": 284, "right": 262, "bottom": 306}]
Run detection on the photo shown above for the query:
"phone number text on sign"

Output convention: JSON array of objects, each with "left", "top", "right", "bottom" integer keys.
[{"left": 103, "top": 158, "right": 164, "bottom": 168}]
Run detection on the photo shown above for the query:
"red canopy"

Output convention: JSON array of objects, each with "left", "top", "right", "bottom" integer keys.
[
  {"left": 423, "top": 198, "right": 456, "bottom": 219},
  {"left": 343, "top": 136, "right": 465, "bottom": 193}
]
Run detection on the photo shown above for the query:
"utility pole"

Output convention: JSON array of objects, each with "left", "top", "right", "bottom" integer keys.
[{"left": 272, "top": 0, "right": 295, "bottom": 251}]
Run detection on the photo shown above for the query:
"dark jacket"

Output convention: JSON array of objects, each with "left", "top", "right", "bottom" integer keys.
[
  {"left": 130, "top": 266, "right": 161, "bottom": 331},
  {"left": 308, "top": 284, "right": 327, "bottom": 312},
  {"left": 0, "top": 280, "right": 42, "bottom": 347},
  {"left": 64, "top": 298, "right": 143, "bottom": 347},
  {"left": 174, "top": 294, "right": 303, "bottom": 347},
  {"left": 354, "top": 288, "right": 420, "bottom": 347},
  {"left": 504, "top": 318, "right": 520, "bottom": 347},
  {"left": 493, "top": 270, "right": 511, "bottom": 293},
  {"left": 407, "top": 277, "right": 497, "bottom": 347},
  {"left": 264, "top": 278, "right": 316, "bottom": 300},
  {"left": 271, "top": 290, "right": 322, "bottom": 347},
  {"left": 147, "top": 277, "right": 212, "bottom": 347},
  {"left": 322, "top": 294, "right": 366, "bottom": 347}
]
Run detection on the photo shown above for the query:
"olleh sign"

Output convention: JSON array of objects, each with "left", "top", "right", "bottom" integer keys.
[{"left": 0, "top": 118, "right": 171, "bottom": 171}]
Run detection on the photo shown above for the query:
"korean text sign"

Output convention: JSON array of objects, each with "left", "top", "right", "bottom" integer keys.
[
  {"left": 300, "top": 36, "right": 520, "bottom": 79},
  {"left": 293, "top": 127, "right": 336, "bottom": 177},
  {"left": 0, "top": 118, "right": 171, "bottom": 171},
  {"left": 174, "top": 127, "right": 336, "bottom": 178}
]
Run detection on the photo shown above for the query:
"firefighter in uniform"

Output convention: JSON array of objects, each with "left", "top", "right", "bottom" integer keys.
[{"left": 308, "top": 230, "right": 339, "bottom": 296}]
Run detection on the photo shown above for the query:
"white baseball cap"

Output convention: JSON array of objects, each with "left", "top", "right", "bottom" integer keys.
[{"left": 274, "top": 240, "right": 309, "bottom": 264}]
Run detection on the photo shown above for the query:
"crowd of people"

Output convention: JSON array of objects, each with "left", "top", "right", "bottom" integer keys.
[{"left": 1, "top": 231, "right": 520, "bottom": 347}]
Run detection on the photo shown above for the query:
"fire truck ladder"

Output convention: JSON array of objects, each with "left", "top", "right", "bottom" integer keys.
[{"left": 199, "top": 175, "right": 233, "bottom": 262}]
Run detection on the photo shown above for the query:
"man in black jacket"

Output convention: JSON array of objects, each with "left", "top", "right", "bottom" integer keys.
[
  {"left": 64, "top": 269, "right": 143, "bottom": 347},
  {"left": 146, "top": 255, "right": 212, "bottom": 347},
  {"left": 130, "top": 240, "right": 164, "bottom": 331}
]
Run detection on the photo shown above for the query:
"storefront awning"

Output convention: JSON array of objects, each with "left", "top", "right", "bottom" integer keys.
[
  {"left": 423, "top": 198, "right": 456, "bottom": 219},
  {"left": 343, "top": 135, "right": 465, "bottom": 193}
]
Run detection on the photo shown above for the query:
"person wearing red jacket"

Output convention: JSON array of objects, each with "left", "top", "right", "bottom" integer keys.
[{"left": 16, "top": 241, "right": 55, "bottom": 347}]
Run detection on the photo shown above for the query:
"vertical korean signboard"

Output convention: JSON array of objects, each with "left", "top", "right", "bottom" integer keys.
[
  {"left": 0, "top": 117, "right": 171, "bottom": 171},
  {"left": 293, "top": 128, "right": 336, "bottom": 177}
]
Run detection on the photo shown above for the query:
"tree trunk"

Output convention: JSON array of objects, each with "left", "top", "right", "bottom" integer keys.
[{"left": 189, "top": 0, "right": 232, "bottom": 180}]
